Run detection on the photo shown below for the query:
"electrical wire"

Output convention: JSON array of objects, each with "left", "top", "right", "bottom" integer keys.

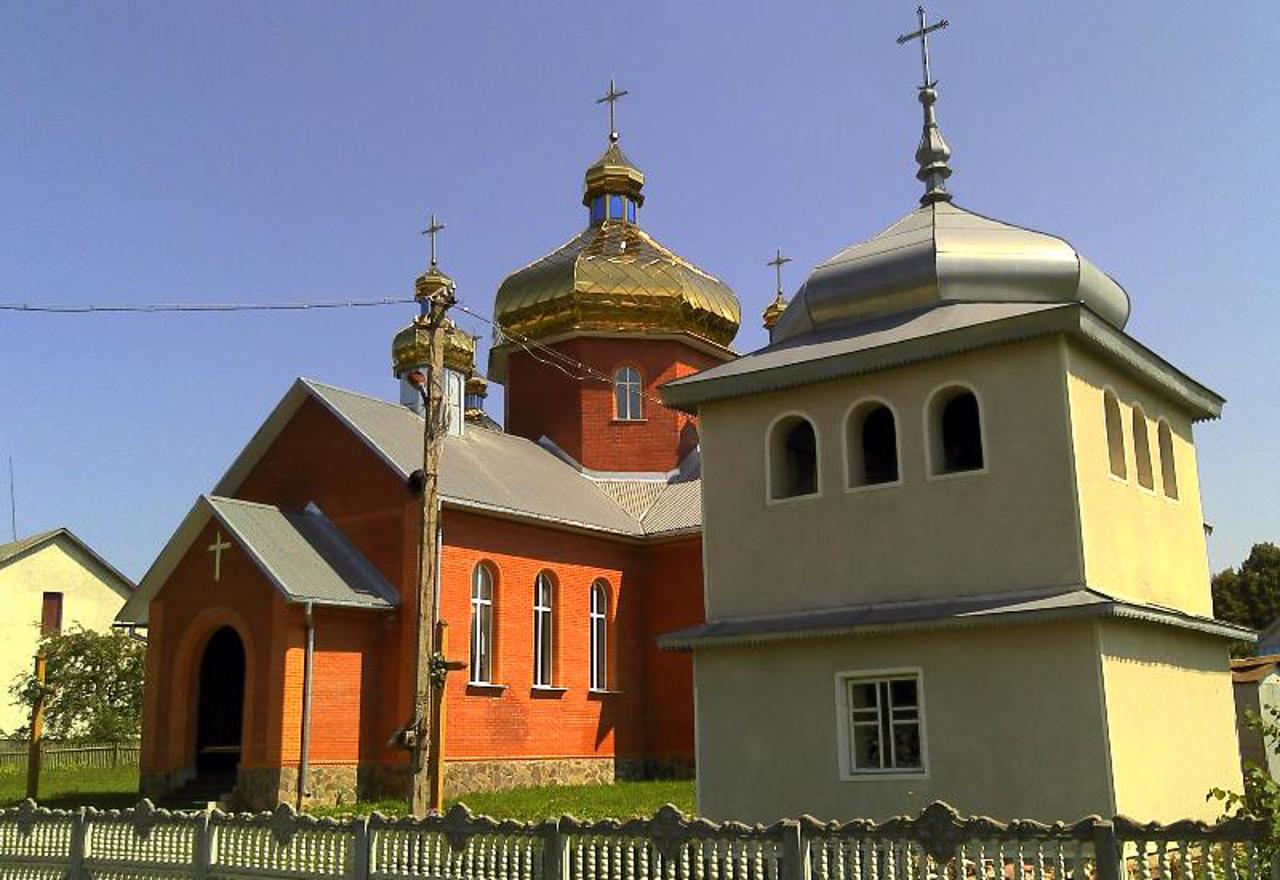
[{"left": 0, "top": 298, "right": 416, "bottom": 313}]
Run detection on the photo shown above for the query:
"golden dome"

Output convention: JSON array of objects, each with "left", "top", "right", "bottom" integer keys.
[
  {"left": 391, "top": 315, "right": 476, "bottom": 377},
  {"left": 761, "top": 292, "right": 788, "bottom": 330},
  {"left": 392, "top": 260, "right": 475, "bottom": 376},
  {"left": 494, "top": 141, "right": 740, "bottom": 348}
]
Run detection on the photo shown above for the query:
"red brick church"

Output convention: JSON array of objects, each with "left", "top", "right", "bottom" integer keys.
[{"left": 117, "top": 127, "right": 743, "bottom": 809}]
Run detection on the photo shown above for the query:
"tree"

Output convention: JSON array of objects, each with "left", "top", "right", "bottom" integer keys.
[
  {"left": 8, "top": 625, "right": 145, "bottom": 742},
  {"left": 1212, "top": 543, "right": 1280, "bottom": 632}
]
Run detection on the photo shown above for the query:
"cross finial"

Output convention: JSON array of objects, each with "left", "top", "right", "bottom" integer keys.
[
  {"left": 896, "top": 6, "right": 955, "bottom": 205},
  {"left": 596, "top": 77, "right": 629, "bottom": 143},
  {"left": 896, "top": 5, "right": 949, "bottom": 90},
  {"left": 767, "top": 248, "right": 792, "bottom": 297},
  {"left": 422, "top": 213, "right": 446, "bottom": 267}
]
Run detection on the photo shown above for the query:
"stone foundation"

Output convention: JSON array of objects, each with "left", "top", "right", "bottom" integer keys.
[
  {"left": 173, "top": 757, "right": 696, "bottom": 811},
  {"left": 140, "top": 768, "right": 194, "bottom": 801}
]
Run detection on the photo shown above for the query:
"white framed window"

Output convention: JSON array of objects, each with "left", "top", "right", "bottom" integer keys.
[
  {"left": 533, "top": 572, "right": 555, "bottom": 687},
  {"left": 836, "top": 669, "right": 926, "bottom": 779},
  {"left": 926, "top": 385, "right": 984, "bottom": 476},
  {"left": 589, "top": 580, "right": 609, "bottom": 691},
  {"left": 469, "top": 563, "right": 495, "bottom": 684},
  {"left": 614, "top": 367, "right": 643, "bottom": 421},
  {"left": 767, "top": 412, "right": 819, "bottom": 501}
]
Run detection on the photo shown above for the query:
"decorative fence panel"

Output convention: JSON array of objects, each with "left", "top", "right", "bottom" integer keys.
[{"left": 0, "top": 799, "right": 1270, "bottom": 880}]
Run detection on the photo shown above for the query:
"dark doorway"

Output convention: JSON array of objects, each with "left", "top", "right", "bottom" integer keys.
[{"left": 195, "top": 626, "right": 245, "bottom": 774}]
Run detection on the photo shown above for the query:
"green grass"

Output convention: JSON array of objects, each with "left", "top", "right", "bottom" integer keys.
[
  {"left": 0, "top": 766, "right": 140, "bottom": 810},
  {"left": 0, "top": 767, "right": 695, "bottom": 822},
  {"left": 309, "top": 780, "right": 697, "bottom": 822}
]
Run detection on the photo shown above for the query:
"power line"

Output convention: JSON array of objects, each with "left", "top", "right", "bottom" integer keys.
[{"left": 0, "top": 297, "right": 416, "bottom": 313}]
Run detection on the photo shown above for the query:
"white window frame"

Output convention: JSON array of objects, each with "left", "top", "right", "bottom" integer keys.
[
  {"left": 923, "top": 382, "right": 989, "bottom": 481},
  {"left": 533, "top": 572, "right": 555, "bottom": 687},
  {"left": 589, "top": 581, "right": 609, "bottom": 691},
  {"left": 834, "top": 667, "right": 928, "bottom": 781},
  {"left": 614, "top": 366, "right": 643, "bottom": 421},
  {"left": 469, "top": 564, "right": 494, "bottom": 685},
  {"left": 765, "top": 410, "right": 822, "bottom": 504}
]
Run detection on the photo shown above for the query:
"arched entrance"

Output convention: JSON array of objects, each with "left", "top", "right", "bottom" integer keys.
[{"left": 195, "top": 626, "right": 245, "bottom": 775}]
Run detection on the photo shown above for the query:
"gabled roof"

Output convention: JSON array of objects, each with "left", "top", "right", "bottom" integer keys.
[
  {"left": 659, "top": 586, "right": 1254, "bottom": 650},
  {"left": 0, "top": 528, "right": 136, "bottom": 599},
  {"left": 116, "top": 495, "right": 396, "bottom": 626},
  {"left": 212, "top": 378, "right": 702, "bottom": 539}
]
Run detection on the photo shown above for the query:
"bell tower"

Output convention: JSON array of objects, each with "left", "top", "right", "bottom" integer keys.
[{"left": 488, "top": 84, "right": 741, "bottom": 474}]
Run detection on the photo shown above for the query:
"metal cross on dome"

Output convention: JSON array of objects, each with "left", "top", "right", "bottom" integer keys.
[
  {"left": 767, "top": 248, "right": 792, "bottom": 296},
  {"left": 896, "top": 5, "right": 949, "bottom": 89},
  {"left": 208, "top": 531, "right": 231, "bottom": 583},
  {"left": 596, "top": 77, "right": 629, "bottom": 141},
  {"left": 422, "top": 213, "right": 445, "bottom": 267}
]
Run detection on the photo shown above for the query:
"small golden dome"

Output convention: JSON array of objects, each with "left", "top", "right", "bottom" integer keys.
[
  {"left": 391, "top": 315, "right": 476, "bottom": 377},
  {"left": 762, "top": 292, "right": 788, "bottom": 330},
  {"left": 494, "top": 140, "right": 740, "bottom": 349}
]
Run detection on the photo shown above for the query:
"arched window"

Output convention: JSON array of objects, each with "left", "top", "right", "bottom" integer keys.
[
  {"left": 1104, "top": 390, "right": 1127, "bottom": 479},
  {"left": 929, "top": 387, "right": 984, "bottom": 475},
  {"left": 469, "top": 563, "right": 495, "bottom": 684},
  {"left": 1132, "top": 407, "right": 1154, "bottom": 490},
  {"left": 533, "top": 572, "right": 555, "bottom": 687},
  {"left": 847, "top": 401, "right": 899, "bottom": 488},
  {"left": 614, "top": 367, "right": 643, "bottom": 421},
  {"left": 589, "top": 580, "right": 609, "bottom": 691},
  {"left": 769, "top": 415, "right": 818, "bottom": 500},
  {"left": 1157, "top": 420, "right": 1178, "bottom": 499}
]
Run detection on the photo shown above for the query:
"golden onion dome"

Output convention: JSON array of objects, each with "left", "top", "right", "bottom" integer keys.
[
  {"left": 493, "top": 139, "right": 740, "bottom": 349},
  {"left": 761, "top": 292, "right": 788, "bottom": 331},
  {"left": 391, "top": 263, "right": 475, "bottom": 376}
]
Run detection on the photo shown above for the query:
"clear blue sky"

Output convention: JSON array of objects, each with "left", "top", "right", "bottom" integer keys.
[{"left": 1, "top": 3, "right": 1275, "bottom": 580}]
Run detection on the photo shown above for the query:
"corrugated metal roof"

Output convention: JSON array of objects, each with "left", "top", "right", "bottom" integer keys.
[
  {"left": 207, "top": 496, "right": 396, "bottom": 610},
  {"left": 659, "top": 586, "right": 1253, "bottom": 650},
  {"left": 305, "top": 380, "right": 703, "bottom": 537},
  {"left": 0, "top": 529, "right": 62, "bottom": 566},
  {"left": 0, "top": 528, "right": 136, "bottom": 596}
]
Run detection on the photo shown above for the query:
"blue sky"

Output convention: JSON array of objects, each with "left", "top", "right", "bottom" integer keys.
[{"left": 1, "top": 3, "right": 1275, "bottom": 580}]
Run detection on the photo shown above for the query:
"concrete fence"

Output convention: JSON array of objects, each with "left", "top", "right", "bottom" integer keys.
[{"left": 0, "top": 798, "right": 1270, "bottom": 880}]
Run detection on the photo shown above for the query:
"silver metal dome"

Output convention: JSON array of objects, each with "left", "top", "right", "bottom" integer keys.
[{"left": 771, "top": 201, "right": 1131, "bottom": 343}]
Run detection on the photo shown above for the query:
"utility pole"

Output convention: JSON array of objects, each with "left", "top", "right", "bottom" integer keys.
[
  {"left": 25, "top": 654, "right": 46, "bottom": 800},
  {"left": 404, "top": 214, "right": 465, "bottom": 817}
]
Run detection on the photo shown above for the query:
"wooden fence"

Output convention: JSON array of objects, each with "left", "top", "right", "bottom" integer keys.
[
  {"left": 0, "top": 742, "right": 140, "bottom": 772},
  {"left": 0, "top": 798, "right": 1270, "bottom": 880}
]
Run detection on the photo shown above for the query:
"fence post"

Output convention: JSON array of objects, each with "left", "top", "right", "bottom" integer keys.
[
  {"left": 1092, "top": 820, "right": 1120, "bottom": 880},
  {"left": 193, "top": 806, "right": 212, "bottom": 880},
  {"left": 68, "top": 807, "right": 87, "bottom": 880},
  {"left": 351, "top": 815, "right": 371, "bottom": 880},
  {"left": 542, "top": 818, "right": 566, "bottom": 880},
  {"left": 781, "top": 821, "right": 807, "bottom": 880}
]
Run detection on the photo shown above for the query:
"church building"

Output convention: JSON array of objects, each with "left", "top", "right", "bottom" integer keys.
[
  {"left": 118, "top": 116, "right": 740, "bottom": 809},
  {"left": 659, "top": 19, "right": 1249, "bottom": 823}
]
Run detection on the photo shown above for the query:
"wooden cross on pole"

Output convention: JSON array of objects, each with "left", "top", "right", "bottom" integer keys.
[
  {"left": 596, "top": 77, "right": 629, "bottom": 141},
  {"left": 767, "top": 248, "right": 792, "bottom": 297},
  {"left": 896, "top": 5, "right": 949, "bottom": 89},
  {"left": 422, "top": 213, "right": 446, "bottom": 268},
  {"left": 208, "top": 531, "right": 231, "bottom": 582}
]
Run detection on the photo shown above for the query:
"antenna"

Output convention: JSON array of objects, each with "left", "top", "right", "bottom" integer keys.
[{"left": 7, "top": 457, "right": 15, "bottom": 542}]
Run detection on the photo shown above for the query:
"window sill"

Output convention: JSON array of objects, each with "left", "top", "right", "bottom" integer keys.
[
  {"left": 466, "top": 682, "right": 508, "bottom": 695},
  {"left": 925, "top": 466, "right": 988, "bottom": 483},
  {"left": 845, "top": 479, "right": 903, "bottom": 495},
  {"left": 610, "top": 418, "right": 648, "bottom": 425},
  {"left": 766, "top": 491, "right": 821, "bottom": 506},
  {"left": 587, "top": 688, "right": 622, "bottom": 698},
  {"left": 531, "top": 686, "right": 568, "bottom": 698},
  {"left": 840, "top": 770, "right": 929, "bottom": 782}
]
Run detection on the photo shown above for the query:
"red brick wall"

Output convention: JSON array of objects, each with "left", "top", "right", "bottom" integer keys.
[
  {"left": 503, "top": 337, "right": 723, "bottom": 473},
  {"left": 640, "top": 538, "right": 703, "bottom": 760}
]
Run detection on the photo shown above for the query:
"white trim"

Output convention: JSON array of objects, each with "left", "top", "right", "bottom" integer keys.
[
  {"left": 842, "top": 396, "right": 905, "bottom": 492},
  {"left": 613, "top": 365, "right": 644, "bottom": 422},
  {"left": 533, "top": 571, "right": 555, "bottom": 688},
  {"left": 922, "top": 381, "right": 989, "bottom": 481},
  {"left": 834, "top": 666, "right": 928, "bottom": 782},
  {"left": 764, "top": 409, "right": 823, "bottom": 505},
  {"left": 589, "top": 579, "right": 610, "bottom": 691},
  {"left": 469, "top": 562, "right": 495, "bottom": 685}
]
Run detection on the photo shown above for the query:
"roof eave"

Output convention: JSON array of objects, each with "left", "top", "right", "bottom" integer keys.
[{"left": 660, "top": 304, "right": 1223, "bottom": 421}]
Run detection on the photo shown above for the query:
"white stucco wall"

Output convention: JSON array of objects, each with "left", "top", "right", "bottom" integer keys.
[
  {"left": 0, "top": 536, "right": 132, "bottom": 734},
  {"left": 696, "top": 338, "right": 1084, "bottom": 619},
  {"left": 693, "top": 620, "right": 1115, "bottom": 824}
]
